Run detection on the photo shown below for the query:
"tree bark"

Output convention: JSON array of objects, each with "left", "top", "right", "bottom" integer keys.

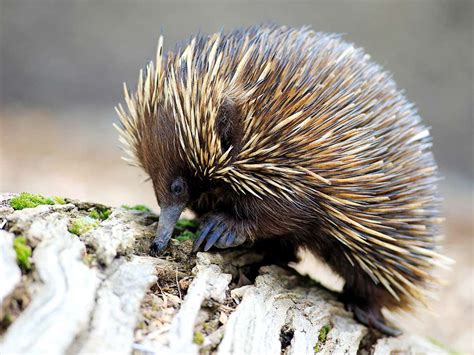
[{"left": 0, "top": 193, "right": 446, "bottom": 355}]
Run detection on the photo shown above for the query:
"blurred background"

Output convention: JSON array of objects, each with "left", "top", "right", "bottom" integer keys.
[{"left": 0, "top": 0, "right": 472, "bottom": 352}]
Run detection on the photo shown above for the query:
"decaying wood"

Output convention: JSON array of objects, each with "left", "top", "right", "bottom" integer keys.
[
  {"left": 0, "top": 193, "right": 447, "bottom": 354},
  {"left": 2, "top": 213, "right": 101, "bottom": 354},
  {"left": 77, "top": 256, "right": 158, "bottom": 355},
  {"left": 0, "top": 230, "right": 21, "bottom": 304}
]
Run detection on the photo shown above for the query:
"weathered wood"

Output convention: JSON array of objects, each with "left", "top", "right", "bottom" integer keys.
[
  {"left": 83, "top": 210, "right": 147, "bottom": 266},
  {"left": 372, "top": 334, "right": 447, "bottom": 355},
  {"left": 0, "top": 193, "right": 447, "bottom": 354},
  {"left": 77, "top": 256, "right": 159, "bottom": 355},
  {"left": 0, "top": 230, "right": 21, "bottom": 304},
  {"left": 1, "top": 213, "right": 101, "bottom": 354},
  {"left": 161, "top": 263, "right": 232, "bottom": 354}
]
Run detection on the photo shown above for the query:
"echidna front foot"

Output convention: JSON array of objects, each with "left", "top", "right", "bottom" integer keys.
[
  {"left": 343, "top": 300, "right": 402, "bottom": 337},
  {"left": 192, "top": 213, "right": 246, "bottom": 252}
]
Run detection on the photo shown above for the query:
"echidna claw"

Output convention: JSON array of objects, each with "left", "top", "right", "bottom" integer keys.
[
  {"left": 204, "top": 224, "right": 226, "bottom": 251},
  {"left": 370, "top": 314, "right": 402, "bottom": 337},
  {"left": 192, "top": 218, "right": 217, "bottom": 252},
  {"left": 193, "top": 214, "right": 246, "bottom": 252},
  {"left": 346, "top": 302, "right": 402, "bottom": 337},
  {"left": 224, "top": 232, "right": 237, "bottom": 247},
  {"left": 215, "top": 231, "right": 230, "bottom": 248}
]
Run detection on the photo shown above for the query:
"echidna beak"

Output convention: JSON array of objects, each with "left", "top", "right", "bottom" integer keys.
[{"left": 150, "top": 203, "right": 185, "bottom": 255}]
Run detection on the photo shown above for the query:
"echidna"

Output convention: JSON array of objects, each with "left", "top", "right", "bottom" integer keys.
[{"left": 115, "top": 25, "right": 451, "bottom": 335}]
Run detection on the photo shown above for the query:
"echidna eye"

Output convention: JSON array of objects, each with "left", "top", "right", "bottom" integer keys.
[{"left": 170, "top": 178, "right": 185, "bottom": 196}]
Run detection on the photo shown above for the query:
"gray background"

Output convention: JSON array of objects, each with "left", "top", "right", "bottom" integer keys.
[{"left": 1, "top": 0, "right": 473, "bottom": 180}]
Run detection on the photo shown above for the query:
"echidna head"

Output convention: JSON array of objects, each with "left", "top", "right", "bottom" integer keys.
[
  {"left": 137, "top": 107, "right": 195, "bottom": 252},
  {"left": 148, "top": 100, "right": 240, "bottom": 252},
  {"left": 145, "top": 107, "right": 237, "bottom": 252},
  {"left": 115, "top": 36, "right": 243, "bottom": 252}
]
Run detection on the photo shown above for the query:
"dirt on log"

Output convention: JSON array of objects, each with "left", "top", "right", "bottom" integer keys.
[{"left": 0, "top": 193, "right": 446, "bottom": 355}]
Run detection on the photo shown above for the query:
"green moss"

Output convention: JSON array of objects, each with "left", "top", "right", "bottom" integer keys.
[
  {"left": 193, "top": 331, "right": 205, "bottom": 345},
  {"left": 82, "top": 253, "right": 95, "bottom": 266},
  {"left": 69, "top": 217, "right": 99, "bottom": 236},
  {"left": 176, "top": 218, "right": 199, "bottom": 229},
  {"left": 202, "top": 322, "right": 213, "bottom": 332},
  {"left": 174, "top": 218, "right": 198, "bottom": 241},
  {"left": 9, "top": 192, "right": 66, "bottom": 210},
  {"left": 0, "top": 313, "right": 14, "bottom": 329},
  {"left": 175, "top": 230, "right": 196, "bottom": 242},
  {"left": 88, "top": 209, "right": 100, "bottom": 220},
  {"left": 53, "top": 196, "right": 66, "bottom": 204},
  {"left": 89, "top": 207, "right": 111, "bottom": 220},
  {"left": 10, "top": 192, "right": 56, "bottom": 210},
  {"left": 13, "top": 236, "right": 32, "bottom": 271},
  {"left": 314, "top": 324, "right": 331, "bottom": 352},
  {"left": 121, "top": 204, "right": 152, "bottom": 212}
]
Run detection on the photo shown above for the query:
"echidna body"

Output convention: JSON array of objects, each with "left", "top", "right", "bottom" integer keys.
[{"left": 116, "top": 25, "right": 450, "bottom": 335}]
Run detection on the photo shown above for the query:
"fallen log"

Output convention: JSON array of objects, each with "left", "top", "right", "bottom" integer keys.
[{"left": 0, "top": 193, "right": 446, "bottom": 354}]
